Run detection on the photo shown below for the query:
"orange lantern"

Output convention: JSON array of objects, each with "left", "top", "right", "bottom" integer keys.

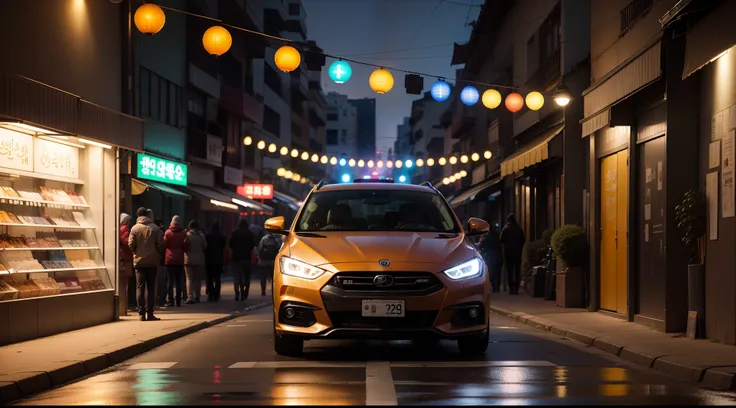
[
  {"left": 202, "top": 26, "right": 232, "bottom": 57},
  {"left": 369, "top": 68, "right": 394, "bottom": 94},
  {"left": 134, "top": 3, "right": 166, "bottom": 35},
  {"left": 505, "top": 92, "right": 524, "bottom": 113},
  {"left": 275, "top": 45, "right": 301, "bottom": 72}
]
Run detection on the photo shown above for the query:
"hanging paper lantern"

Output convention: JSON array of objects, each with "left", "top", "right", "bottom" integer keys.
[
  {"left": 369, "top": 68, "right": 394, "bottom": 94},
  {"left": 449, "top": 175, "right": 457, "bottom": 183},
  {"left": 257, "top": 140, "right": 266, "bottom": 150},
  {"left": 438, "top": 157, "right": 447, "bottom": 166},
  {"left": 202, "top": 26, "right": 232, "bottom": 57},
  {"left": 277, "top": 168, "right": 286, "bottom": 177},
  {"left": 460, "top": 86, "right": 480, "bottom": 106},
  {"left": 395, "top": 160, "right": 403, "bottom": 169},
  {"left": 442, "top": 177, "right": 450, "bottom": 185},
  {"left": 328, "top": 60, "right": 352, "bottom": 84},
  {"left": 460, "top": 170, "right": 468, "bottom": 178},
  {"left": 505, "top": 92, "right": 524, "bottom": 112},
  {"left": 348, "top": 158, "right": 356, "bottom": 167},
  {"left": 416, "top": 158, "right": 424, "bottom": 167},
  {"left": 430, "top": 80, "right": 451, "bottom": 102},
  {"left": 243, "top": 136, "right": 253, "bottom": 146},
  {"left": 484, "top": 150, "right": 492, "bottom": 159},
  {"left": 134, "top": 3, "right": 166, "bottom": 35},
  {"left": 290, "top": 149, "right": 299, "bottom": 158},
  {"left": 301, "top": 151, "right": 309, "bottom": 160},
  {"left": 311, "top": 154, "right": 319, "bottom": 162},
  {"left": 330, "top": 157, "right": 338, "bottom": 165},
  {"left": 280, "top": 146, "right": 289, "bottom": 155},
  {"left": 320, "top": 155, "right": 329, "bottom": 164},
  {"left": 268, "top": 143, "right": 277, "bottom": 153},
  {"left": 449, "top": 156, "right": 458, "bottom": 165},
  {"left": 427, "top": 158, "right": 435, "bottom": 167},
  {"left": 460, "top": 155, "right": 469, "bottom": 164},
  {"left": 525, "top": 91, "right": 545, "bottom": 111},
  {"left": 386, "top": 160, "right": 394, "bottom": 168},
  {"left": 284, "top": 170, "right": 293, "bottom": 179},
  {"left": 274, "top": 45, "right": 301, "bottom": 72},
  {"left": 482, "top": 89, "right": 502, "bottom": 109},
  {"left": 358, "top": 159, "right": 365, "bottom": 168},
  {"left": 471, "top": 152, "right": 480, "bottom": 162},
  {"left": 377, "top": 160, "right": 384, "bottom": 168},
  {"left": 367, "top": 160, "right": 375, "bottom": 168}
]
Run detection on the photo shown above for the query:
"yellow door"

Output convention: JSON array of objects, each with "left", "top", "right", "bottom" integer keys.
[
  {"left": 615, "top": 151, "right": 629, "bottom": 315},
  {"left": 600, "top": 151, "right": 628, "bottom": 313}
]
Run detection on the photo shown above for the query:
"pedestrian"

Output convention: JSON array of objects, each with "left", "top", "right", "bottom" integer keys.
[
  {"left": 119, "top": 213, "right": 134, "bottom": 314},
  {"left": 478, "top": 224, "right": 503, "bottom": 292},
  {"left": 229, "top": 217, "right": 255, "bottom": 301},
  {"left": 500, "top": 213, "right": 526, "bottom": 295},
  {"left": 163, "top": 215, "right": 186, "bottom": 307},
  {"left": 205, "top": 222, "right": 227, "bottom": 301},
  {"left": 128, "top": 207, "right": 164, "bottom": 321},
  {"left": 256, "top": 232, "right": 282, "bottom": 296},
  {"left": 184, "top": 220, "right": 207, "bottom": 304}
]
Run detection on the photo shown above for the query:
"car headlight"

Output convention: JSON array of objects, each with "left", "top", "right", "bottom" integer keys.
[
  {"left": 279, "top": 256, "right": 326, "bottom": 280},
  {"left": 443, "top": 258, "right": 483, "bottom": 280}
]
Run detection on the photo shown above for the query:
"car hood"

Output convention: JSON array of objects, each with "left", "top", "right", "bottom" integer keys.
[{"left": 286, "top": 231, "right": 474, "bottom": 269}]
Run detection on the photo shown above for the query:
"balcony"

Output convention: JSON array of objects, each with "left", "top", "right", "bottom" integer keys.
[
  {"left": 526, "top": 47, "right": 561, "bottom": 90},
  {"left": 220, "top": 85, "right": 263, "bottom": 125}
]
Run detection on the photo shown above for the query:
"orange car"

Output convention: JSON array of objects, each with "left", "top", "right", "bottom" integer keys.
[{"left": 264, "top": 178, "right": 491, "bottom": 356}]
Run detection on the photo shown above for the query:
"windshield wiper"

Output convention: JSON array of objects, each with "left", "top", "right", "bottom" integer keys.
[{"left": 296, "top": 232, "right": 327, "bottom": 238}]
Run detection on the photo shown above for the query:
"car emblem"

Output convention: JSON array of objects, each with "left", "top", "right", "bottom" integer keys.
[
  {"left": 379, "top": 259, "right": 390, "bottom": 267},
  {"left": 373, "top": 274, "right": 394, "bottom": 288}
]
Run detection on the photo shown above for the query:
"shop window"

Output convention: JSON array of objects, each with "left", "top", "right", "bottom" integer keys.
[
  {"left": 140, "top": 66, "right": 184, "bottom": 129},
  {"left": 264, "top": 106, "right": 280, "bottom": 137}
]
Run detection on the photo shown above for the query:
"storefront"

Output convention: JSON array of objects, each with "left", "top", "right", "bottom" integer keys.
[
  {"left": 448, "top": 175, "right": 503, "bottom": 226},
  {"left": 131, "top": 153, "right": 190, "bottom": 224}
]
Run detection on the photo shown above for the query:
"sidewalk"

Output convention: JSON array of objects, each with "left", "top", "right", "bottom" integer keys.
[
  {"left": 490, "top": 293, "right": 736, "bottom": 390},
  {"left": 0, "top": 279, "right": 272, "bottom": 404}
]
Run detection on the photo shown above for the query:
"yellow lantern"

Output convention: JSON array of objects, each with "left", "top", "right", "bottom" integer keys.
[
  {"left": 377, "top": 160, "right": 384, "bottom": 168},
  {"left": 274, "top": 45, "right": 301, "bottom": 72},
  {"left": 482, "top": 89, "right": 502, "bottom": 109},
  {"left": 311, "top": 154, "right": 319, "bottom": 162},
  {"left": 280, "top": 146, "right": 289, "bottom": 155},
  {"left": 525, "top": 91, "right": 545, "bottom": 111},
  {"left": 268, "top": 143, "right": 277, "bottom": 153},
  {"left": 320, "top": 155, "right": 328, "bottom": 164},
  {"left": 438, "top": 157, "right": 447, "bottom": 166},
  {"left": 449, "top": 156, "right": 458, "bottom": 165},
  {"left": 202, "top": 26, "right": 232, "bottom": 57},
  {"left": 471, "top": 152, "right": 480, "bottom": 161},
  {"left": 330, "top": 157, "right": 338, "bottom": 165},
  {"left": 442, "top": 177, "right": 450, "bottom": 185},
  {"left": 257, "top": 140, "right": 266, "bottom": 150},
  {"left": 369, "top": 68, "right": 394, "bottom": 94},
  {"left": 395, "top": 160, "right": 403, "bottom": 168},
  {"left": 134, "top": 3, "right": 166, "bottom": 35},
  {"left": 449, "top": 175, "right": 456, "bottom": 183},
  {"left": 386, "top": 160, "right": 394, "bottom": 168},
  {"left": 427, "top": 158, "right": 435, "bottom": 167},
  {"left": 358, "top": 159, "right": 365, "bottom": 168},
  {"left": 291, "top": 149, "right": 299, "bottom": 158},
  {"left": 367, "top": 160, "right": 374, "bottom": 168},
  {"left": 244, "top": 136, "right": 253, "bottom": 146},
  {"left": 301, "top": 151, "right": 309, "bottom": 160},
  {"left": 460, "top": 155, "right": 468, "bottom": 164},
  {"left": 348, "top": 158, "right": 356, "bottom": 167},
  {"left": 484, "top": 150, "right": 492, "bottom": 159},
  {"left": 292, "top": 173, "right": 300, "bottom": 181},
  {"left": 300, "top": 177, "right": 307, "bottom": 184},
  {"left": 284, "top": 170, "right": 293, "bottom": 179},
  {"left": 460, "top": 170, "right": 468, "bottom": 177},
  {"left": 277, "top": 168, "right": 286, "bottom": 177},
  {"left": 416, "top": 158, "right": 424, "bottom": 167}
]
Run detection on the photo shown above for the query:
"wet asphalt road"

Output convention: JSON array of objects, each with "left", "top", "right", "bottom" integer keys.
[{"left": 13, "top": 307, "right": 736, "bottom": 406}]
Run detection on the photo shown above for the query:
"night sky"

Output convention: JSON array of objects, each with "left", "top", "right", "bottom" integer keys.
[{"left": 301, "top": 0, "right": 481, "bottom": 155}]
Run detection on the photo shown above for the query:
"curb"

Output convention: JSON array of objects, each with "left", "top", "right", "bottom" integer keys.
[
  {"left": 489, "top": 305, "right": 736, "bottom": 391},
  {"left": 0, "top": 301, "right": 272, "bottom": 404}
]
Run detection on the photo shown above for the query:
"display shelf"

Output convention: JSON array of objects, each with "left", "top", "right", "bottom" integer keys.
[
  {"left": 0, "top": 196, "right": 89, "bottom": 209},
  {"left": 0, "top": 223, "right": 94, "bottom": 229},
  {"left": 0, "top": 246, "right": 99, "bottom": 251},
  {"left": 8, "top": 266, "right": 106, "bottom": 274}
]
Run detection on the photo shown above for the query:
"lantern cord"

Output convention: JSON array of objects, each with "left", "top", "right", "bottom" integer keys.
[{"left": 154, "top": 4, "right": 537, "bottom": 93}]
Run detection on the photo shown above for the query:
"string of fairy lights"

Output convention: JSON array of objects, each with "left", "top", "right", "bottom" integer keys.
[{"left": 132, "top": 2, "right": 572, "bottom": 180}]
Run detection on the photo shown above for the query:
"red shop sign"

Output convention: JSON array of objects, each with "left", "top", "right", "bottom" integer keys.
[{"left": 237, "top": 183, "right": 274, "bottom": 200}]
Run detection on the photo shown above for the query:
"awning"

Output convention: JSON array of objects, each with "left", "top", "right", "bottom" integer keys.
[
  {"left": 181, "top": 184, "right": 240, "bottom": 213},
  {"left": 211, "top": 186, "right": 275, "bottom": 213},
  {"left": 681, "top": 0, "right": 736, "bottom": 79},
  {"left": 501, "top": 124, "right": 564, "bottom": 177},
  {"left": 582, "top": 39, "right": 662, "bottom": 137},
  {"left": 273, "top": 190, "right": 302, "bottom": 211},
  {"left": 449, "top": 176, "right": 503, "bottom": 208},
  {"left": 131, "top": 179, "right": 191, "bottom": 199}
]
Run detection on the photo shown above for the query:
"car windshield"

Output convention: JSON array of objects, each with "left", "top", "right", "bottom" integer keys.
[{"left": 295, "top": 189, "right": 460, "bottom": 233}]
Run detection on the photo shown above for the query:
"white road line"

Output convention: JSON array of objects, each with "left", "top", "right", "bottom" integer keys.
[
  {"left": 226, "top": 325, "right": 248, "bottom": 327},
  {"left": 128, "top": 362, "right": 178, "bottom": 370},
  {"left": 229, "top": 361, "right": 367, "bottom": 368},
  {"left": 390, "top": 360, "right": 556, "bottom": 368},
  {"left": 365, "top": 361, "right": 398, "bottom": 406},
  {"left": 494, "top": 326, "right": 518, "bottom": 329},
  {"left": 229, "top": 362, "right": 257, "bottom": 368}
]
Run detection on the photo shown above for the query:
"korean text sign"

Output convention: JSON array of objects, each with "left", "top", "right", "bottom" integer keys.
[
  {"left": 137, "top": 153, "right": 188, "bottom": 186},
  {"left": 239, "top": 184, "right": 273, "bottom": 200}
]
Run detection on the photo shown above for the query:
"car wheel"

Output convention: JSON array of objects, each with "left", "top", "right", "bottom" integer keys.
[
  {"left": 274, "top": 329, "right": 303, "bottom": 356},
  {"left": 457, "top": 328, "right": 489, "bottom": 355}
]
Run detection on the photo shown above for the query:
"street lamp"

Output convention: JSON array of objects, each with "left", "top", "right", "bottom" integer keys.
[{"left": 553, "top": 84, "right": 572, "bottom": 107}]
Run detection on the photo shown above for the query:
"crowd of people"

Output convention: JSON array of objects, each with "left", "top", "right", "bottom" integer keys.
[{"left": 119, "top": 207, "right": 283, "bottom": 321}]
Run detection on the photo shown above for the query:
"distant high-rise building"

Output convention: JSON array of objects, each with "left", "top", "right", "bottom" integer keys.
[
  {"left": 348, "top": 98, "right": 376, "bottom": 159},
  {"left": 395, "top": 117, "right": 411, "bottom": 159},
  {"left": 325, "top": 92, "right": 357, "bottom": 158}
]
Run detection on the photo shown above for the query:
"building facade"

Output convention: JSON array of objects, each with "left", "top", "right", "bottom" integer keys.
[{"left": 348, "top": 98, "right": 377, "bottom": 159}]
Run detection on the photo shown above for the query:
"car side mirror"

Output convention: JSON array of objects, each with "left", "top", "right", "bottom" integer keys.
[
  {"left": 265, "top": 216, "right": 289, "bottom": 235},
  {"left": 467, "top": 217, "right": 490, "bottom": 236}
]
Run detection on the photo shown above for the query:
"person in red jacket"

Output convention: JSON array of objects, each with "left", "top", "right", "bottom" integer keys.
[
  {"left": 164, "top": 215, "right": 187, "bottom": 306},
  {"left": 119, "top": 213, "right": 135, "bottom": 312}
]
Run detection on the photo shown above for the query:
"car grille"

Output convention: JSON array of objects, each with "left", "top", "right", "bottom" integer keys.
[
  {"left": 327, "top": 311, "right": 439, "bottom": 329},
  {"left": 326, "top": 272, "right": 442, "bottom": 294}
]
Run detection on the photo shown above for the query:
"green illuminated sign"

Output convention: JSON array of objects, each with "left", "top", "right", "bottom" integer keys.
[{"left": 137, "top": 154, "right": 188, "bottom": 186}]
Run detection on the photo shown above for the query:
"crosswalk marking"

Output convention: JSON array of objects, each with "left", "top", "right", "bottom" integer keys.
[
  {"left": 391, "top": 360, "right": 556, "bottom": 368},
  {"left": 366, "top": 362, "right": 397, "bottom": 406},
  {"left": 133, "top": 360, "right": 557, "bottom": 370},
  {"left": 128, "top": 362, "right": 178, "bottom": 370},
  {"left": 229, "top": 361, "right": 367, "bottom": 368}
]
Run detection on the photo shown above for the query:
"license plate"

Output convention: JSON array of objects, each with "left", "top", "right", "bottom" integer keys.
[{"left": 361, "top": 300, "right": 405, "bottom": 317}]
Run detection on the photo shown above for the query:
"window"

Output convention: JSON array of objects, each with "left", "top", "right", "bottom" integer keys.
[
  {"left": 264, "top": 63, "right": 282, "bottom": 94},
  {"left": 289, "top": 3, "right": 300, "bottom": 15},
  {"left": 295, "top": 190, "right": 459, "bottom": 233},
  {"left": 140, "top": 67, "right": 184, "bottom": 128},
  {"left": 326, "top": 129, "right": 338, "bottom": 145},
  {"left": 620, "top": 0, "right": 653, "bottom": 36},
  {"left": 264, "top": 106, "right": 280, "bottom": 137},
  {"left": 327, "top": 113, "right": 338, "bottom": 121}
]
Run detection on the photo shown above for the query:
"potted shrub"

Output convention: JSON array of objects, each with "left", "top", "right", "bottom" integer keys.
[
  {"left": 674, "top": 189, "right": 706, "bottom": 333},
  {"left": 551, "top": 225, "right": 587, "bottom": 308}
]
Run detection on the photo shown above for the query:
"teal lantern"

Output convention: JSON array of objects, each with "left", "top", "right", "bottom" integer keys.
[{"left": 328, "top": 60, "right": 352, "bottom": 84}]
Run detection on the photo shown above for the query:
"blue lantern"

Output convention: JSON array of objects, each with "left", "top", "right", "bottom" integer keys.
[
  {"left": 460, "top": 86, "right": 480, "bottom": 106},
  {"left": 339, "top": 158, "right": 347, "bottom": 167},
  {"left": 328, "top": 60, "right": 352, "bottom": 84},
  {"left": 430, "top": 80, "right": 451, "bottom": 102}
]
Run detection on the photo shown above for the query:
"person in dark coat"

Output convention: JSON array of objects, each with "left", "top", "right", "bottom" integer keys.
[
  {"left": 500, "top": 213, "right": 525, "bottom": 295},
  {"left": 479, "top": 225, "right": 503, "bottom": 292},
  {"left": 229, "top": 218, "right": 256, "bottom": 301},
  {"left": 205, "top": 222, "right": 227, "bottom": 301}
]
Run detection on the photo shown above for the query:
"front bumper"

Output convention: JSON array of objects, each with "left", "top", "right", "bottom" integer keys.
[{"left": 274, "top": 269, "right": 490, "bottom": 340}]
